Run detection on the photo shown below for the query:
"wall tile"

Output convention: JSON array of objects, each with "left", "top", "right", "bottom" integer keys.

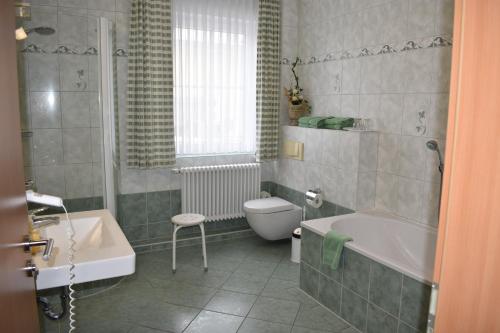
[
  {"left": 402, "top": 94, "right": 432, "bottom": 137},
  {"left": 115, "top": 0, "right": 132, "bottom": 13},
  {"left": 343, "top": 11, "right": 364, "bottom": 50},
  {"left": 342, "top": 248, "right": 371, "bottom": 298},
  {"left": 118, "top": 193, "right": 147, "bottom": 226},
  {"left": 147, "top": 191, "right": 171, "bottom": 223},
  {"left": 398, "top": 322, "right": 420, "bottom": 333},
  {"left": 28, "top": 54, "right": 59, "bottom": 92},
  {"left": 376, "top": 94, "right": 403, "bottom": 134},
  {"left": 35, "top": 165, "right": 66, "bottom": 197},
  {"left": 59, "top": 55, "right": 89, "bottom": 92},
  {"left": 398, "top": 135, "right": 427, "bottom": 179},
  {"left": 340, "top": 95, "right": 360, "bottom": 118},
  {"left": 91, "top": 127, "right": 102, "bottom": 162},
  {"left": 64, "top": 163, "right": 93, "bottom": 199},
  {"left": 301, "top": 227, "right": 323, "bottom": 269},
  {"left": 366, "top": 304, "right": 398, "bottom": 333},
  {"left": 407, "top": 0, "right": 436, "bottom": 40},
  {"left": 27, "top": 6, "right": 59, "bottom": 49},
  {"left": 33, "top": 129, "right": 63, "bottom": 165},
  {"left": 341, "top": 287, "right": 368, "bottom": 332},
  {"left": 318, "top": 274, "right": 341, "bottom": 314},
  {"left": 375, "top": 172, "right": 398, "bottom": 213},
  {"left": 63, "top": 128, "right": 92, "bottom": 163},
  {"left": 300, "top": 262, "right": 319, "bottom": 299},
  {"left": 400, "top": 276, "right": 431, "bottom": 332},
  {"left": 377, "top": 134, "right": 400, "bottom": 174},
  {"left": 30, "top": 92, "right": 61, "bottom": 129},
  {"left": 58, "top": 11, "right": 88, "bottom": 48},
  {"left": 360, "top": 56, "right": 382, "bottom": 94},
  {"left": 356, "top": 171, "right": 376, "bottom": 210},
  {"left": 61, "top": 92, "right": 91, "bottom": 128},
  {"left": 397, "top": 177, "right": 424, "bottom": 221},
  {"left": 341, "top": 59, "right": 361, "bottom": 94},
  {"left": 369, "top": 262, "right": 402, "bottom": 316},
  {"left": 435, "top": 0, "right": 455, "bottom": 36}
]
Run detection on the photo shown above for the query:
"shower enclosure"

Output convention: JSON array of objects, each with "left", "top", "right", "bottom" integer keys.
[{"left": 16, "top": 7, "right": 119, "bottom": 217}]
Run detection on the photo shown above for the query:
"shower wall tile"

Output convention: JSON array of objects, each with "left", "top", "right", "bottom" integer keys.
[
  {"left": 58, "top": 11, "right": 88, "bottom": 48},
  {"left": 61, "top": 92, "right": 91, "bottom": 128},
  {"left": 63, "top": 128, "right": 92, "bottom": 163},
  {"left": 58, "top": 0, "right": 87, "bottom": 9},
  {"left": 33, "top": 129, "right": 63, "bottom": 165},
  {"left": 35, "top": 165, "right": 66, "bottom": 198},
  {"left": 115, "top": 0, "right": 132, "bottom": 13},
  {"left": 28, "top": 54, "right": 60, "bottom": 92},
  {"left": 30, "top": 92, "right": 61, "bottom": 129},
  {"left": 91, "top": 127, "right": 102, "bottom": 162},
  {"left": 59, "top": 55, "right": 89, "bottom": 92},
  {"left": 64, "top": 163, "right": 93, "bottom": 199},
  {"left": 92, "top": 163, "right": 103, "bottom": 196},
  {"left": 19, "top": 90, "right": 31, "bottom": 130},
  {"left": 22, "top": 137, "right": 34, "bottom": 167},
  {"left": 88, "top": 0, "right": 115, "bottom": 11}
]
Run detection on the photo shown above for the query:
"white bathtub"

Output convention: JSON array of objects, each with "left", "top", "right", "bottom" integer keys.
[{"left": 301, "top": 211, "right": 437, "bottom": 284}]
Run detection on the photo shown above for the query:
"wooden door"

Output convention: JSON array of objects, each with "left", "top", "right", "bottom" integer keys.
[
  {"left": 0, "top": 1, "right": 40, "bottom": 332},
  {"left": 432, "top": 0, "right": 500, "bottom": 332}
]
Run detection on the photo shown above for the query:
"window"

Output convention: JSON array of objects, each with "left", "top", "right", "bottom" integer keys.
[{"left": 172, "top": 0, "right": 258, "bottom": 156}]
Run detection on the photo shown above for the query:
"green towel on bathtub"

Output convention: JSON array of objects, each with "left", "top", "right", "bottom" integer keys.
[{"left": 322, "top": 230, "right": 352, "bottom": 270}]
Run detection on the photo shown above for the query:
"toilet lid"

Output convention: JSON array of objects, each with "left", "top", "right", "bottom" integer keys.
[{"left": 244, "top": 197, "right": 295, "bottom": 214}]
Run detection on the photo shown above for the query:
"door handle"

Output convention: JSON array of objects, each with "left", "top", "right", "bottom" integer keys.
[
  {"left": 21, "top": 235, "right": 54, "bottom": 261},
  {"left": 23, "top": 259, "right": 38, "bottom": 278}
]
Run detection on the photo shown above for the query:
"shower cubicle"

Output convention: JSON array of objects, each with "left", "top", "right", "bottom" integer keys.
[{"left": 16, "top": 3, "right": 119, "bottom": 217}]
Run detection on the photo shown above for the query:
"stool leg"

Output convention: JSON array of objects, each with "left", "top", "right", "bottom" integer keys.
[
  {"left": 172, "top": 225, "right": 179, "bottom": 273},
  {"left": 200, "top": 223, "right": 207, "bottom": 271}
]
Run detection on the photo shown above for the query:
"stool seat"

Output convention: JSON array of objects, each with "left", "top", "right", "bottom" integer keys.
[
  {"left": 172, "top": 213, "right": 205, "bottom": 226},
  {"left": 171, "top": 213, "right": 207, "bottom": 273}
]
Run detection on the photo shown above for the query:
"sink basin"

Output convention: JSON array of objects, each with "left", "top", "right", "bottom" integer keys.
[{"left": 33, "top": 209, "right": 135, "bottom": 290}]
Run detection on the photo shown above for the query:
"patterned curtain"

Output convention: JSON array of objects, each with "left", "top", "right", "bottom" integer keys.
[
  {"left": 127, "top": 0, "right": 175, "bottom": 168},
  {"left": 255, "top": 0, "right": 281, "bottom": 161}
]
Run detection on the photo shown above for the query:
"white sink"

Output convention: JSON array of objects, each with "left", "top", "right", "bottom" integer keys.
[{"left": 33, "top": 209, "right": 135, "bottom": 290}]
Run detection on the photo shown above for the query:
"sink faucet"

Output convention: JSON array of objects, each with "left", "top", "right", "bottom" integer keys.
[
  {"left": 32, "top": 216, "right": 60, "bottom": 228},
  {"left": 29, "top": 207, "right": 60, "bottom": 229}
]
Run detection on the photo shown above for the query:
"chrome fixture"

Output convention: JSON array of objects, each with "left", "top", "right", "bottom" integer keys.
[
  {"left": 426, "top": 140, "right": 444, "bottom": 174},
  {"left": 28, "top": 206, "right": 49, "bottom": 217},
  {"left": 32, "top": 216, "right": 60, "bottom": 229},
  {"left": 21, "top": 235, "right": 54, "bottom": 261}
]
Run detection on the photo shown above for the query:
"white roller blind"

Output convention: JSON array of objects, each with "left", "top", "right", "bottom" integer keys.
[{"left": 173, "top": 0, "right": 258, "bottom": 156}]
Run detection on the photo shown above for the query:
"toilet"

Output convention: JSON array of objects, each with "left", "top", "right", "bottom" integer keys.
[{"left": 243, "top": 197, "right": 302, "bottom": 240}]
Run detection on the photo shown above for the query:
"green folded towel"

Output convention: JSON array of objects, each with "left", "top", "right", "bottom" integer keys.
[
  {"left": 323, "top": 124, "right": 343, "bottom": 130},
  {"left": 324, "top": 117, "right": 353, "bottom": 125},
  {"left": 298, "top": 116, "right": 314, "bottom": 124},
  {"left": 322, "top": 230, "right": 352, "bottom": 270}
]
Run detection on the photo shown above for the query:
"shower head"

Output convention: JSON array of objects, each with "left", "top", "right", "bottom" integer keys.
[
  {"left": 26, "top": 26, "right": 56, "bottom": 35},
  {"left": 426, "top": 140, "right": 444, "bottom": 173}
]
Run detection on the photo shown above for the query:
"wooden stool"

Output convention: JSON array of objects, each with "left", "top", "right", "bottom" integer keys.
[{"left": 171, "top": 213, "right": 207, "bottom": 273}]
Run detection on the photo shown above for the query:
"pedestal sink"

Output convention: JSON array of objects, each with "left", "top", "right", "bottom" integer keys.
[{"left": 33, "top": 209, "right": 135, "bottom": 290}]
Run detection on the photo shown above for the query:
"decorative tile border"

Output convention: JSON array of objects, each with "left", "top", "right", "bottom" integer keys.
[
  {"left": 20, "top": 43, "right": 128, "bottom": 57},
  {"left": 280, "top": 35, "right": 453, "bottom": 65}
]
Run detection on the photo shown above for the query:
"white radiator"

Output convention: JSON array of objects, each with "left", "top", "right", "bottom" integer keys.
[{"left": 177, "top": 163, "right": 261, "bottom": 221}]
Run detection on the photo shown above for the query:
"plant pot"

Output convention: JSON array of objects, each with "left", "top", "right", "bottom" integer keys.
[{"left": 288, "top": 102, "right": 310, "bottom": 126}]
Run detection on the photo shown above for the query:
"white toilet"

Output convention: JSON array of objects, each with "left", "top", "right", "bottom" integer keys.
[{"left": 243, "top": 197, "right": 302, "bottom": 240}]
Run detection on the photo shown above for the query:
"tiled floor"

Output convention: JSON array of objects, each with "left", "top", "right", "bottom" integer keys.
[{"left": 39, "top": 236, "right": 356, "bottom": 333}]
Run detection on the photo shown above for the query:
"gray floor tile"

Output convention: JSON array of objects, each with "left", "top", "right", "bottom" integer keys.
[
  {"left": 184, "top": 310, "right": 244, "bottom": 333},
  {"left": 272, "top": 262, "right": 301, "bottom": 282},
  {"left": 204, "top": 290, "right": 257, "bottom": 316},
  {"left": 238, "top": 318, "right": 292, "bottom": 333},
  {"left": 221, "top": 272, "right": 269, "bottom": 295},
  {"left": 261, "top": 278, "right": 316, "bottom": 305},
  {"left": 128, "top": 325, "right": 172, "bottom": 333},
  {"left": 247, "top": 296, "right": 300, "bottom": 325},
  {"left": 152, "top": 281, "right": 217, "bottom": 308},
  {"left": 291, "top": 326, "right": 334, "bottom": 333},
  {"left": 294, "top": 304, "right": 349, "bottom": 332},
  {"left": 234, "top": 258, "right": 279, "bottom": 277}
]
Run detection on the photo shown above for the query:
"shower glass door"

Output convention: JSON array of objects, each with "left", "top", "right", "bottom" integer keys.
[{"left": 16, "top": 10, "right": 118, "bottom": 216}]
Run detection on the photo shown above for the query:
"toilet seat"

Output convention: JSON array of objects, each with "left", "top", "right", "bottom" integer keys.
[{"left": 243, "top": 197, "right": 294, "bottom": 214}]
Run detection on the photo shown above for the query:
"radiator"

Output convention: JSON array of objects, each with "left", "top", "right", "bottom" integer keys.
[{"left": 177, "top": 163, "right": 261, "bottom": 221}]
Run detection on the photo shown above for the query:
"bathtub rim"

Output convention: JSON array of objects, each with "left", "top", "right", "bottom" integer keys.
[{"left": 301, "top": 210, "right": 437, "bottom": 285}]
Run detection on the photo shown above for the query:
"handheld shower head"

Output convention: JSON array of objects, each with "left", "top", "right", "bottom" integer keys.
[{"left": 426, "top": 140, "right": 444, "bottom": 173}]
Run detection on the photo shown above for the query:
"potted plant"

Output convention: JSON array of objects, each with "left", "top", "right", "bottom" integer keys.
[{"left": 285, "top": 57, "right": 310, "bottom": 125}]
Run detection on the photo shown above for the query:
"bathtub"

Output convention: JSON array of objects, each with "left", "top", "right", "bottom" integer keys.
[
  {"left": 299, "top": 211, "right": 437, "bottom": 332},
  {"left": 301, "top": 210, "right": 437, "bottom": 283}
]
